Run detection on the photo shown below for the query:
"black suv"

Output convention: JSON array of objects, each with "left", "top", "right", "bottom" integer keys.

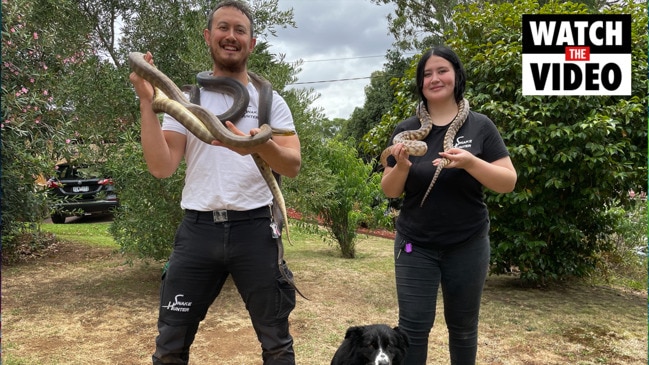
[{"left": 46, "top": 163, "right": 119, "bottom": 223}]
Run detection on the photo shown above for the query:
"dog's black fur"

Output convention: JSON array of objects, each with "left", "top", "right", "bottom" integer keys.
[{"left": 331, "top": 324, "right": 409, "bottom": 365}]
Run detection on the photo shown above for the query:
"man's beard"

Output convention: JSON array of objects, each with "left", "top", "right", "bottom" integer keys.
[{"left": 209, "top": 45, "right": 247, "bottom": 74}]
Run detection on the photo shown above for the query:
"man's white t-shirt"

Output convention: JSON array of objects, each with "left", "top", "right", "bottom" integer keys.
[{"left": 162, "top": 82, "right": 295, "bottom": 212}]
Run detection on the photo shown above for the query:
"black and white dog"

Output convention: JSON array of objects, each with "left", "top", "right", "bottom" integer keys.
[{"left": 331, "top": 324, "right": 409, "bottom": 365}]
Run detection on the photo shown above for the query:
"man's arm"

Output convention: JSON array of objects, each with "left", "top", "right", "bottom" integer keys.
[{"left": 128, "top": 52, "right": 185, "bottom": 178}]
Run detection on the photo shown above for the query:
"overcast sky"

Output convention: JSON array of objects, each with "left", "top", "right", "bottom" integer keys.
[{"left": 268, "top": 0, "right": 397, "bottom": 120}]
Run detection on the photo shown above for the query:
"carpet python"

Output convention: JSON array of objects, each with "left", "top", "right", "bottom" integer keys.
[
  {"left": 128, "top": 52, "right": 294, "bottom": 243},
  {"left": 379, "top": 99, "right": 470, "bottom": 207},
  {"left": 420, "top": 98, "right": 470, "bottom": 206}
]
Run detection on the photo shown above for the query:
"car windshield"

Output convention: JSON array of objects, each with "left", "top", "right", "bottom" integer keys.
[{"left": 57, "top": 165, "right": 105, "bottom": 180}]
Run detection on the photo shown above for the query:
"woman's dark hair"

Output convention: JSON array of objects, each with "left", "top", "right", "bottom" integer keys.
[
  {"left": 416, "top": 46, "right": 466, "bottom": 104},
  {"left": 207, "top": 0, "right": 255, "bottom": 38}
]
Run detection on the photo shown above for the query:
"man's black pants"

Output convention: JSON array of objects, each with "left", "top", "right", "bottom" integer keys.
[{"left": 152, "top": 209, "right": 296, "bottom": 364}]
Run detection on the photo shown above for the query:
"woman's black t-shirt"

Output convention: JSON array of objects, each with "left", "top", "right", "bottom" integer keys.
[{"left": 386, "top": 110, "right": 510, "bottom": 247}]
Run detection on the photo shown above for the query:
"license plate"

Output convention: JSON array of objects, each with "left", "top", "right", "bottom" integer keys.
[{"left": 72, "top": 186, "right": 90, "bottom": 192}]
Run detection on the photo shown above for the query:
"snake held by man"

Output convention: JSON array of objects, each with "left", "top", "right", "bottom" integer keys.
[
  {"left": 380, "top": 98, "right": 470, "bottom": 207},
  {"left": 128, "top": 51, "right": 294, "bottom": 244},
  {"left": 128, "top": 52, "right": 275, "bottom": 146}
]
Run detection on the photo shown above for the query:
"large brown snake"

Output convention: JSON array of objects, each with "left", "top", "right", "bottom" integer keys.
[
  {"left": 380, "top": 99, "right": 470, "bottom": 207},
  {"left": 128, "top": 51, "right": 294, "bottom": 243}
]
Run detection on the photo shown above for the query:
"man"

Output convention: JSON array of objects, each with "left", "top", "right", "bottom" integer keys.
[{"left": 129, "top": 1, "right": 301, "bottom": 364}]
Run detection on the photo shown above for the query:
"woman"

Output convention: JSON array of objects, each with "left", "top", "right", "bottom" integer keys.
[{"left": 381, "top": 46, "right": 517, "bottom": 364}]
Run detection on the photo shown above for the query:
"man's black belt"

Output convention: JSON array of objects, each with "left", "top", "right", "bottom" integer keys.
[{"left": 185, "top": 205, "right": 272, "bottom": 223}]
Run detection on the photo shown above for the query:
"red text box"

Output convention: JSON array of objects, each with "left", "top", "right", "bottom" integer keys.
[{"left": 565, "top": 46, "right": 590, "bottom": 61}]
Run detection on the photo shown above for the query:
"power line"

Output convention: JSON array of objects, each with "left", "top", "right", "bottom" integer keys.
[
  {"left": 284, "top": 52, "right": 417, "bottom": 85},
  {"left": 289, "top": 76, "right": 371, "bottom": 85},
  {"left": 298, "top": 54, "right": 386, "bottom": 63},
  {"left": 288, "top": 52, "right": 417, "bottom": 64}
]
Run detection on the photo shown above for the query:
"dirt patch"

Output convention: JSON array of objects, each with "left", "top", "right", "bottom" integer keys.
[{"left": 3, "top": 230, "right": 647, "bottom": 365}]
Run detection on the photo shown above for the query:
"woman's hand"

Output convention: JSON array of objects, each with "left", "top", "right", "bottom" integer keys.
[
  {"left": 437, "top": 148, "right": 517, "bottom": 193},
  {"left": 434, "top": 148, "right": 475, "bottom": 169},
  {"left": 390, "top": 143, "right": 412, "bottom": 169}
]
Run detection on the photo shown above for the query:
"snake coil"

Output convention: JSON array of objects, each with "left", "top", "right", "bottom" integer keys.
[
  {"left": 379, "top": 99, "right": 470, "bottom": 206},
  {"left": 128, "top": 51, "right": 272, "bottom": 147}
]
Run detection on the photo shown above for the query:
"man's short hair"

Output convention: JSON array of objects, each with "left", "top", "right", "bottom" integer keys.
[{"left": 207, "top": 0, "right": 255, "bottom": 38}]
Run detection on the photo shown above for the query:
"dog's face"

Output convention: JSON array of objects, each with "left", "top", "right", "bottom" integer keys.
[{"left": 331, "top": 324, "right": 409, "bottom": 365}]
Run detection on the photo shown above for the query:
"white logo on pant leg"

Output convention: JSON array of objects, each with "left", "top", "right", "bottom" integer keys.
[{"left": 162, "top": 294, "right": 193, "bottom": 312}]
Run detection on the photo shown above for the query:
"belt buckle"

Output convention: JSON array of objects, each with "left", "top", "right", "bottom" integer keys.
[{"left": 212, "top": 210, "right": 228, "bottom": 223}]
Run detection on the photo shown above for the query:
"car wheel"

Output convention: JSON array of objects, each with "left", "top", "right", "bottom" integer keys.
[{"left": 51, "top": 213, "right": 66, "bottom": 224}]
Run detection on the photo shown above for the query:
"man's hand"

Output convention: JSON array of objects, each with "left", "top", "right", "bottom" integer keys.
[{"left": 129, "top": 51, "right": 155, "bottom": 104}]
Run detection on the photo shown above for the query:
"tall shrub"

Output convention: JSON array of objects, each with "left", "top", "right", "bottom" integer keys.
[
  {"left": 106, "top": 139, "right": 185, "bottom": 260},
  {"left": 362, "top": 0, "right": 647, "bottom": 284},
  {"left": 450, "top": 0, "right": 647, "bottom": 284},
  {"left": 290, "top": 135, "right": 387, "bottom": 258},
  {"left": 1, "top": 0, "right": 80, "bottom": 258}
]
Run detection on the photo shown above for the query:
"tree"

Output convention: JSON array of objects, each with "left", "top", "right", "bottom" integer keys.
[
  {"left": 370, "top": 0, "right": 467, "bottom": 52},
  {"left": 452, "top": 0, "right": 647, "bottom": 284},
  {"left": 360, "top": 58, "right": 419, "bottom": 159},
  {"left": 1, "top": 0, "right": 310, "bottom": 261},
  {"left": 281, "top": 77, "right": 392, "bottom": 258},
  {"left": 362, "top": 0, "right": 647, "bottom": 284},
  {"left": 374, "top": 0, "right": 626, "bottom": 52},
  {"left": 343, "top": 49, "right": 411, "bottom": 162},
  {"left": 75, "top": 0, "right": 132, "bottom": 66},
  {"left": 1, "top": 0, "right": 100, "bottom": 260}
]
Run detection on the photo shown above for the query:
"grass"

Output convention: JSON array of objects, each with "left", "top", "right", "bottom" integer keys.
[
  {"left": 2, "top": 220, "right": 647, "bottom": 364},
  {"left": 38, "top": 219, "right": 117, "bottom": 247}
]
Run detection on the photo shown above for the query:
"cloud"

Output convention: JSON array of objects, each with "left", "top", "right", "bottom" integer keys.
[{"left": 268, "top": 0, "right": 396, "bottom": 119}]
